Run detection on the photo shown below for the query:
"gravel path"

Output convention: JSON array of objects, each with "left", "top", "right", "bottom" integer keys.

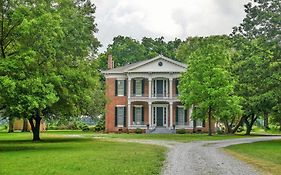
[
  {"left": 162, "top": 136, "right": 281, "bottom": 175},
  {"left": 73, "top": 135, "right": 281, "bottom": 175}
]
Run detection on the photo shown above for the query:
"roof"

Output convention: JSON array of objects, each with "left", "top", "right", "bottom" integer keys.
[{"left": 102, "top": 55, "right": 187, "bottom": 74}]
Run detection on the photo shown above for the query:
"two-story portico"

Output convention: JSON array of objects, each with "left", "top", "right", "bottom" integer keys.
[{"left": 103, "top": 55, "right": 207, "bottom": 133}]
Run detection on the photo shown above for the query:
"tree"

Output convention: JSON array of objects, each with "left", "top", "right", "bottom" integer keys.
[
  {"left": 233, "top": 0, "right": 281, "bottom": 131},
  {"left": 0, "top": 0, "right": 103, "bottom": 141},
  {"left": 231, "top": 37, "right": 276, "bottom": 135},
  {"left": 98, "top": 36, "right": 183, "bottom": 71},
  {"left": 178, "top": 36, "right": 241, "bottom": 136}
]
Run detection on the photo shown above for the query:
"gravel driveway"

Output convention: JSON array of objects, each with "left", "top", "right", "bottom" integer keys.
[{"left": 162, "top": 136, "right": 281, "bottom": 175}]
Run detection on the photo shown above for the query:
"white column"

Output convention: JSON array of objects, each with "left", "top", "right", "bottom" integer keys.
[
  {"left": 128, "top": 77, "right": 131, "bottom": 98},
  {"left": 128, "top": 102, "right": 131, "bottom": 128},
  {"left": 148, "top": 78, "right": 152, "bottom": 98},
  {"left": 169, "top": 102, "right": 173, "bottom": 128},
  {"left": 169, "top": 78, "right": 173, "bottom": 99},
  {"left": 148, "top": 102, "right": 152, "bottom": 128}
]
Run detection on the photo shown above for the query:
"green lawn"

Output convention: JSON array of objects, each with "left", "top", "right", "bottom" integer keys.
[
  {"left": 224, "top": 140, "right": 281, "bottom": 175},
  {"left": 0, "top": 132, "right": 166, "bottom": 175},
  {"left": 92, "top": 133, "right": 251, "bottom": 142}
]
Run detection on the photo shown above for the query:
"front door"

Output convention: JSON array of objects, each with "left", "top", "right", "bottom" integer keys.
[{"left": 156, "top": 107, "right": 164, "bottom": 126}]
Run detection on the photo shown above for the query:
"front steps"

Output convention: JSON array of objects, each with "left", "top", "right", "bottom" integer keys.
[{"left": 148, "top": 127, "right": 176, "bottom": 134}]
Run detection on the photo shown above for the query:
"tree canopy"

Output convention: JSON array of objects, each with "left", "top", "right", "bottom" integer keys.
[
  {"left": 178, "top": 36, "right": 241, "bottom": 136},
  {"left": 0, "top": 0, "right": 103, "bottom": 141}
]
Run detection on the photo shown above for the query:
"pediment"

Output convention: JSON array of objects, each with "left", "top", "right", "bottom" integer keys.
[{"left": 126, "top": 56, "right": 187, "bottom": 73}]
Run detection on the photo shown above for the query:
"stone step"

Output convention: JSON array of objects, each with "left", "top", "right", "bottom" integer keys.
[{"left": 149, "top": 127, "right": 176, "bottom": 134}]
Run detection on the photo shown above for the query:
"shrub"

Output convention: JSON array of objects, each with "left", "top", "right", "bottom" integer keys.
[
  {"left": 81, "top": 124, "right": 90, "bottom": 132},
  {"left": 94, "top": 119, "right": 105, "bottom": 132},
  {"left": 135, "top": 128, "right": 142, "bottom": 134},
  {"left": 176, "top": 129, "right": 186, "bottom": 134}
]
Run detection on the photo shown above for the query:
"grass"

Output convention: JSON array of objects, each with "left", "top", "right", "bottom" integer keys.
[
  {"left": 91, "top": 133, "right": 251, "bottom": 142},
  {"left": 224, "top": 140, "right": 281, "bottom": 175},
  {"left": 0, "top": 132, "right": 166, "bottom": 175}
]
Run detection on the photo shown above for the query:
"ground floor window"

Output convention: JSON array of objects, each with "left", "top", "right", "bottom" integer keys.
[
  {"left": 176, "top": 106, "right": 186, "bottom": 125},
  {"left": 133, "top": 105, "right": 144, "bottom": 125},
  {"left": 115, "top": 106, "right": 126, "bottom": 127}
]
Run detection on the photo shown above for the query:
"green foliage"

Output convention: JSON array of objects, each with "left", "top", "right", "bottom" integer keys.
[
  {"left": 135, "top": 128, "right": 142, "bottom": 134},
  {"left": 94, "top": 117, "right": 105, "bottom": 132},
  {"left": 178, "top": 36, "right": 242, "bottom": 135},
  {"left": 176, "top": 129, "right": 186, "bottom": 134},
  {"left": 97, "top": 36, "right": 183, "bottom": 70},
  {"left": 0, "top": 0, "right": 104, "bottom": 140},
  {"left": 232, "top": 0, "right": 281, "bottom": 132}
]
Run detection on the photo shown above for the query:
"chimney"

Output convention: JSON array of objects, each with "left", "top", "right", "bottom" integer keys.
[{"left": 108, "top": 54, "right": 114, "bottom": 69}]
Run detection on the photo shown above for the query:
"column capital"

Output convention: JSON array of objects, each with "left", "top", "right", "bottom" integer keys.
[
  {"left": 169, "top": 102, "right": 173, "bottom": 105},
  {"left": 169, "top": 77, "right": 173, "bottom": 81},
  {"left": 148, "top": 101, "right": 152, "bottom": 105}
]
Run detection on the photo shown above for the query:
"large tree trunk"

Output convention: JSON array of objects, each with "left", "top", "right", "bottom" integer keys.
[
  {"left": 263, "top": 112, "right": 270, "bottom": 130},
  {"left": 8, "top": 117, "right": 14, "bottom": 133},
  {"left": 244, "top": 114, "right": 258, "bottom": 135},
  {"left": 208, "top": 106, "right": 212, "bottom": 136},
  {"left": 29, "top": 110, "right": 41, "bottom": 141},
  {"left": 193, "top": 119, "right": 196, "bottom": 133},
  {"left": 224, "top": 119, "right": 233, "bottom": 134},
  {"left": 231, "top": 116, "right": 245, "bottom": 134},
  {"left": 22, "top": 118, "right": 28, "bottom": 132}
]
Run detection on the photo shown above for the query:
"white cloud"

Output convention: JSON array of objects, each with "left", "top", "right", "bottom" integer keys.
[{"left": 93, "top": 0, "right": 250, "bottom": 52}]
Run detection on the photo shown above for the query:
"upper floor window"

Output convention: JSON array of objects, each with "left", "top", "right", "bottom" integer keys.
[
  {"left": 133, "top": 79, "right": 144, "bottom": 96},
  {"left": 115, "top": 80, "right": 126, "bottom": 96}
]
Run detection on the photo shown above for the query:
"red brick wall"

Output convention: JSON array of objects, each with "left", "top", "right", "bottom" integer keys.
[{"left": 105, "top": 78, "right": 127, "bottom": 132}]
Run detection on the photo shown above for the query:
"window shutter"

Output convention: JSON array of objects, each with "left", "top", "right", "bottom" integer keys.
[
  {"left": 176, "top": 79, "right": 179, "bottom": 95},
  {"left": 133, "top": 107, "right": 135, "bottom": 122},
  {"left": 141, "top": 107, "right": 144, "bottom": 123},
  {"left": 133, "top": 80, "right": 136, "bottom": 95},
  {"left": 115, "top": 107, "right": 118, "bottom": 127},
  {"left": 176, "top": 107, "right": 178, "bottom": 124},
  {"left": 124, "top": 80, "right": 127, "bottom": 96},
  {"left": 184, "top": 109, "right": 187, "bottom": 124},
  {"left": 123, "top": 107, "right": 127, "bottom": 127},
  {"left": 202, "top": 119, "right": 205, "bottom": 127},
  {"left": 115, "top": 80, "right": 118, "bottom": 96},
  {"left": 142, "top": 79, "right": 144, "bottom": 95}
]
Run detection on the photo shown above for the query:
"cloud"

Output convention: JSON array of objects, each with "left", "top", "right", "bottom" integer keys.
[{"left": 93, "top": 0, "right": 250, "bottom": 52}]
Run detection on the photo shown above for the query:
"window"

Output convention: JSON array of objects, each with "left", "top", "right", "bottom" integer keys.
[
  {"left": 176, "top": 106, "right": 186, "bottom": 125},
  {"left": 115, "top": 106, "right": 126, "bottom": 127},
  {"left": 115, "top": 80, "right": 126, "bottom": 96},
  {"left": 135, "top": 79, "right": 143, "bottom": 96},
  {"left": 196, "top": 119, "right": 203, "bottom": 127},
  {"left": 133, "top": 105, "right": 143, "bottom": 125}
]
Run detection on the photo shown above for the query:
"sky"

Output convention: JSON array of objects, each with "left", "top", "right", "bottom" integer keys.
[{"left": 93, "top": 0, "right": 250, "bottom": 52}]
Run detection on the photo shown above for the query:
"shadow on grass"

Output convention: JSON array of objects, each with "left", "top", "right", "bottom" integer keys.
[
  {"left": 0, "top": 137, "right": 92, "bottom": 152},
  {"left": 0, "top": 137, "right": 90, "bottom": 144}
]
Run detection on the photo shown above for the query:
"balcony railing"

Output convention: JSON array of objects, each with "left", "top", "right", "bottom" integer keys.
[{"left": 152, "top": 94, "right": 169, "bottom": 98}]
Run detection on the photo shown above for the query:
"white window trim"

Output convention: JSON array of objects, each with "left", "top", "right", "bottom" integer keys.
[
  {"left": 134, "top": 78, "right": 143, "bottom": 97},
  {"left": 133, "top": 105, "right": 143, "bottom": 126},
  {"left": 116, "top": 106, "right": 125, "bottom": 127},
  {"left": 117, "top": 79, "right": 125, "bottom": 96},
  {"left": 152, "top": 104, "right": 168, "bottom": 127},
  {"left": 177, "top": 106, "right": 186, "bottom": 126}
]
